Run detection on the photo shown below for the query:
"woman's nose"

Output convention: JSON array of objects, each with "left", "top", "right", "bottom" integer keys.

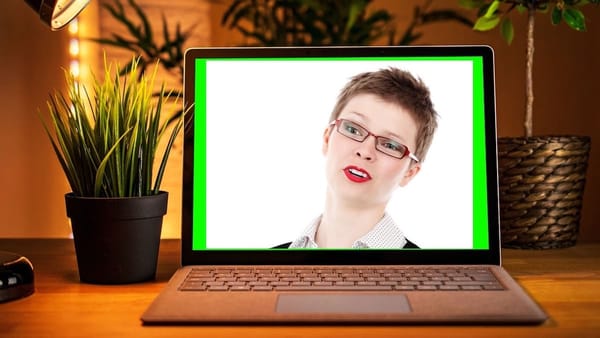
[{"left": 355, "top": 135, "right": 377, "bottom": 161}]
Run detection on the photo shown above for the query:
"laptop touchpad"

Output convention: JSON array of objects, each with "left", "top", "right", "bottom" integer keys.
[{"left": 276, "top": 294, "right": 411, "bottom": 314}]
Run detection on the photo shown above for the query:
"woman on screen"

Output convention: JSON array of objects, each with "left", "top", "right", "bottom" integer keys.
[{"left": 279, "top": 67, "right": 438, "bottom": 249}]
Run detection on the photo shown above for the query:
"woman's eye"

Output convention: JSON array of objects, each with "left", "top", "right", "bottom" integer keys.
[
  {"left": 345, "top": 124, "right": 362, "bottom": 135},
  {"left": 382, "top": 141, "right": 402, "bottom": 151}
]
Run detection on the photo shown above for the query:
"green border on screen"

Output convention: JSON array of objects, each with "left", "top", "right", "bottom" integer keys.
[
  {"left": 471, "top": 57, "right": 489, "bottom": 249},
  {"left": 193, "top": 59, "right": 207, "bottom": 249},
  {"left": 193, "top": 57, "right": 489, "bottom": 250}
]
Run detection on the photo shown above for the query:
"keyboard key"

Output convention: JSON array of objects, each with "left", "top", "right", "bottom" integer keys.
[
  {"left": 252, "top": 286, "right": 273, "bottom": 291},
  {"left": 180, "top": 266, "right": 505, "bottom": 292}
]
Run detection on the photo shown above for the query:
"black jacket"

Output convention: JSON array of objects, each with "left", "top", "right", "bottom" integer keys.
[{"left": 272, "top": 239, "right": 419, "bottom": 249}]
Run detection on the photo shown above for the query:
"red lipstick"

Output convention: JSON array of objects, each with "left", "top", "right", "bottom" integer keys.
[{"left": 343, "top": 166, "right": 372, "bottom": 183}]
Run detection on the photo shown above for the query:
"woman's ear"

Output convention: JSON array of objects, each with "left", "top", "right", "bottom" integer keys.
[
  {"left": 399, "top": 163, "right": 421, "bottom": 187},
  {"left": 322, "top": 126, "right": 333, "bottom": 156}
]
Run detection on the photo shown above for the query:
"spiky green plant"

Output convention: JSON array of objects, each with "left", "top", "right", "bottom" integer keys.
[{"left": 41, "top": 57, "right": 185, "bottom": 197}]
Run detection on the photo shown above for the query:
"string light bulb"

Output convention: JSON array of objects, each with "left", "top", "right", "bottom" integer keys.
[{"left": 68, "top": 19, "right": 80, "bottom": 79}]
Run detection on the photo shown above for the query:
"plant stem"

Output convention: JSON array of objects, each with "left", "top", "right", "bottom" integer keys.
[{"left": 524, "top": 7, "right": 535, "bottom": 137}]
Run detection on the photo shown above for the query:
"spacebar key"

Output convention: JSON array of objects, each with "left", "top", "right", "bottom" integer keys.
[{"left": 274, "top": 285, "right": 393, "bottom": 291}]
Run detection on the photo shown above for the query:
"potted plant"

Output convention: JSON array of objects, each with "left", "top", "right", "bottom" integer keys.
[
  {"left": 221, "top": 0, "right": 473, "bottom": 46},
  {"left": 40, "top": 56, "right": 184, "bottom": 283},
  {"left": 462, "top": 0, "right": 597, "bottom": 248}
]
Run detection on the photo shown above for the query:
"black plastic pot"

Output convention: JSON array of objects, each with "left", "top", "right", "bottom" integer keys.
[{"left": 65, "top": 192, "right": 168, "bottom": 284}]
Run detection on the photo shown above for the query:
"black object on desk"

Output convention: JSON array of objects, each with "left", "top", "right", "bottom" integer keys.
[{"left": 0, "top": 251, "right": 34, "bottom": 303}]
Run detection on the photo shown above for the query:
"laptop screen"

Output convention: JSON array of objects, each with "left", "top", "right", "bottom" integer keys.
[{"left": 182, "top": 46, "right": 500, "bottom": 265}]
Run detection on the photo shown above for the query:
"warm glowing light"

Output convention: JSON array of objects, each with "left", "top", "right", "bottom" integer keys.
[
  {"left": 70, "top": 60, "right": 80, "bottom": 78},
  {"left": 68, "top": 16, "right": 81, "bottom": 80},
  {"left": 69, "top": 39, "right": 80, "bottom": 56},
  {"left": 68, "top": 19, "right": 79, "bottom": 35}
]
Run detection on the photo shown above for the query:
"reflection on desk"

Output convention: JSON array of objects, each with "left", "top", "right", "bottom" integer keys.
[{"left": 0, "top": 239, "right": 599, "bottom": 338}]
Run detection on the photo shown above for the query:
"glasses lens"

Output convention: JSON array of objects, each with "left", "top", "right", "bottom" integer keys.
[
  {"left": 336, "top": 119, "right": 410, "bottom": 159},
  {"left": 338, "top": 120, "right": 367, "bottom": 141},
  {"left": 376, "top": 138, "right": 408, "bottom": 159}
]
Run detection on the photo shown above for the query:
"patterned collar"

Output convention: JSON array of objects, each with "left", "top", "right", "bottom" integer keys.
[{"left": 289, "top": 213, "right": 407, "bottom": 249}]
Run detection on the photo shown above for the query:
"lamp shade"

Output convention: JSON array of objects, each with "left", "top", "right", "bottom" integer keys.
[{"left": 24, "top": 0, "right": 90, "bottom": 30}]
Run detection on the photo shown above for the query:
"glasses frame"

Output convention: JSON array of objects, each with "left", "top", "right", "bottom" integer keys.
[{"left": 331, "top": 119, "right": 420, "bottom": 162}]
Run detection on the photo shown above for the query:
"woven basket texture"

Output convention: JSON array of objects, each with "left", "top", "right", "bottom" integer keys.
[{"left": 497, "top": 136, "right": 591, "bottom": 249}]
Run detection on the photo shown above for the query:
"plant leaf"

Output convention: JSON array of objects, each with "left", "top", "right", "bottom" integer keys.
[
  {"left": 500, "top": 18, "right": 514, "bottom": 44},
  {"left": 94, "top": 129, "right": 133, "bottom": 196},
  {"left": 345, "top": 0, "right": 366, "bottom": 35},
  {"left": 152, "top": 108, "right": 184, "bottom": 194},
  {"left": 41, "top": 55, "right": 184, "bottom": 197},
  {"left": 484, "top": 0, "right": 500, "bottom": 18},
  {"left": 551, "top": 6, "right": 563, "bottom": 25},
  {"left": 473, "top": 15, "right": 501, "bottom": 31},
  {"left": 563, "top": 7, "right": 587, "bottom": 31},
  {"left": 459, "top": 0, "right": 486, "bottom": 9}
]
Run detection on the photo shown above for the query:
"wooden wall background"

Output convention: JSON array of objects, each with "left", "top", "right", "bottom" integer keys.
[{"left": 1, "top": 0, "right": 598, "bottom": 241}]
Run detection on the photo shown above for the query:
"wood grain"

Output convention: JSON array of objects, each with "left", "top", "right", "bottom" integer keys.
[{"left": 1, "top": 239, "right": 598, "bottom": 337}]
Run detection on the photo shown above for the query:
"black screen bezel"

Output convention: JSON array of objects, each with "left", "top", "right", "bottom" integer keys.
[{"left": 181, "top": 45, "right": 500, "bottom": 266}]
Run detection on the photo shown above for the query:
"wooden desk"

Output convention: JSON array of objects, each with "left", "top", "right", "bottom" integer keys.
[{"left": 1, "top": 239, "right": 599, "bottom": 338}]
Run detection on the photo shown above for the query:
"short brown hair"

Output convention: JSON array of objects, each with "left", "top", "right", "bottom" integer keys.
[{"left": 329, "top": 68, "right": 438, "bottom": 162}]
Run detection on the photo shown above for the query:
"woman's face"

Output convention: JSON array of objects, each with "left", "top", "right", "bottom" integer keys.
[{"left": 323, "top": 93, "right": 421, "bottom": 208}]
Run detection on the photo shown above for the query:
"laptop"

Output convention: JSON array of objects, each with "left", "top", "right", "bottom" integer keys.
[{"left": 141, "top": 45, "right": 547, "bottom": 324}]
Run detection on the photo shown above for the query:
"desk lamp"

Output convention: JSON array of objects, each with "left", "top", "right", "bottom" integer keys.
[
  {"left": 0, "top": 0, "right": 89, "bottom": 303},
  {"left": 24, "top": 0, "right": 89, "bottom": 30}
]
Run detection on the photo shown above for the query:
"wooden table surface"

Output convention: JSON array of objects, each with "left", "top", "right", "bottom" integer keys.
[{"left": 1, "top": 239, "right": 599, "bottom": 338}]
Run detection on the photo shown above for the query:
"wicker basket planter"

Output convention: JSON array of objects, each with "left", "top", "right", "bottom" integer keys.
[{"left": 497, "top": 136, "right": 591, "bottom": 249}]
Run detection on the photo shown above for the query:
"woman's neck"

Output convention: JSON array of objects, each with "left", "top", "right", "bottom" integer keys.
[{"left": 315, "top": 192, "right": 386, "bottom": 248}]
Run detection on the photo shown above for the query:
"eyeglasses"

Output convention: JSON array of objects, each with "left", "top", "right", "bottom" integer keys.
[{"left": 331, "top": 119, "right": 419, "bottom": 162}]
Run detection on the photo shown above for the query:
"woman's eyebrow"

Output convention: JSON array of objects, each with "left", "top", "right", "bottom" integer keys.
[
  {"left": 345, "top": 111, "right": 368, "bottom": 121},
  {"left": 346, "top": 111, "right": 406, "bottom": 142},
  {"left": 385, "top": 131, "right": 405, "bottom": 142}
]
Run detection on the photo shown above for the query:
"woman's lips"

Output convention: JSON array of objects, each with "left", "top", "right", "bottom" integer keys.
[{"left": 343, "top": 166, "right": 372, "bottom": 183}]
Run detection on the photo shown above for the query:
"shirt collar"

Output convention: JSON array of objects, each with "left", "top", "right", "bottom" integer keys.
[
  {"left": 355, "top": 213, "right": 407, "bottom": 248},
  {"left": 289, "top": 213, "right": 407, "bottom": 249},
  {"left": 289, "top": 216, "right": 321, "bottom": 248}
]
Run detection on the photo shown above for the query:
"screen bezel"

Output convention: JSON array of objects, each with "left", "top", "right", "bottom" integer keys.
[{"left": 181, "top": 46, "right": 500, "bottom": 266}]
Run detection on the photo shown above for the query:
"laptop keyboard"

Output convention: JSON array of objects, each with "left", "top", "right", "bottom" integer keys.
[{"left": 178, "top": 266, "right": 505, "bottom": 292}]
